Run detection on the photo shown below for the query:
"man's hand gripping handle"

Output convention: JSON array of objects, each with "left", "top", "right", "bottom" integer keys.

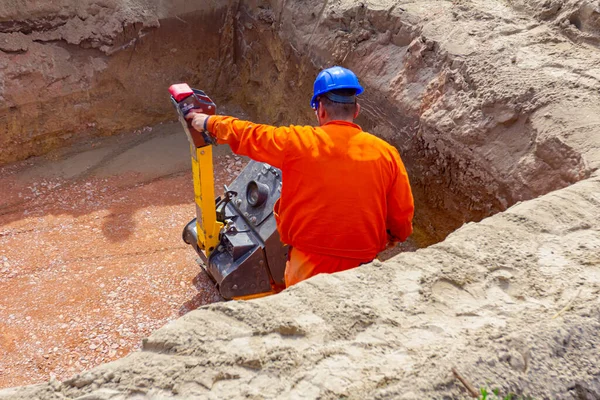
[{"left": 168, "top": 84, "right": 217, "bottom": 148}]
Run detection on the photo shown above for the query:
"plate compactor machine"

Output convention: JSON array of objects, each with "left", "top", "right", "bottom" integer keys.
[{"left": 169, "top": 84, "right": 288, "bottom": 300}]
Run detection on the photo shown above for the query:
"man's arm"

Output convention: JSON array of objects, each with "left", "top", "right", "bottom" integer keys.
[
  {"left": 189, "top": 113, "right": 290, "bottom": 169},
  {"left": 386, "top": 149, "right": 414, "bottom": 243}
]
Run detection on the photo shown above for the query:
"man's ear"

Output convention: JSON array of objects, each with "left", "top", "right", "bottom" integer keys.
[
  {"left": 354, "top": 103, "right": 361, "bottom": 119},
  {"left": 318, "top": 101, "right": 327, "bottom": 120}
]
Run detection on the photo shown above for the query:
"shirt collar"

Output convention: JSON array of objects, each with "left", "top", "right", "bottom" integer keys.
[{"left": 322, "top": 120, "right": 362, "bottom": 130}]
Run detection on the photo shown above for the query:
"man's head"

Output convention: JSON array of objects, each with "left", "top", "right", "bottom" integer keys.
[{"left": 311, "top": 66, "right": 364, "bottom": 126}]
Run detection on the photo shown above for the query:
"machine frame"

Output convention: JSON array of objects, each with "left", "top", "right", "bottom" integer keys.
[{"left": 169, "top": 84, "right": 288, "bottom": 300}]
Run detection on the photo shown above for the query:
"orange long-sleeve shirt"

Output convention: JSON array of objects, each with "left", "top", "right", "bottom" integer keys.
[{"left": 207, "top": 116, "right": 414, "bottom": 261}]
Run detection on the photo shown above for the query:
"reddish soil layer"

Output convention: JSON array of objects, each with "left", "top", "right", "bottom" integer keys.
[{"left": 0, "top": 125, "right": 245, "bottom": 388}]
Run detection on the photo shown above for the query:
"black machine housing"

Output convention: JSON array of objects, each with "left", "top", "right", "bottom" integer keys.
[{"left": 183, "top": 161, "right": 288, "bottom": 299}]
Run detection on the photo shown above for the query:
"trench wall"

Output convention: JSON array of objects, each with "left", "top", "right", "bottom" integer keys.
[{"left": 4, "top": 0, "right": 598, "bottom": 246}]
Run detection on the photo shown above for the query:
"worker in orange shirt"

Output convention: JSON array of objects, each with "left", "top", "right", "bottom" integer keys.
[{"left": 187, "top": 66, "right": 414, "bottom": 287}]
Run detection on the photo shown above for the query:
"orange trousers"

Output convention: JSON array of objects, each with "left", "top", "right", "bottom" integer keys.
[{"left": 284, "top": 247, "right": 372, "bottom": 287}]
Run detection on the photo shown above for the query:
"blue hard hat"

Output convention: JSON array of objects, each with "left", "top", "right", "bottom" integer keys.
[{"left": 310, "top": 66, "right": 364, "bottom": 109}]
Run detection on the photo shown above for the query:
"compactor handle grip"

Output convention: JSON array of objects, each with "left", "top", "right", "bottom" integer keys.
[{"left": 169, "top": 83, "right": 216, "bottom": 148}]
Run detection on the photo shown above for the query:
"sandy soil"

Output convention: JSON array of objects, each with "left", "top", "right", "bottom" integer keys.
[{"left": 0, "top": 122, "right": 247, "bottom": 388}]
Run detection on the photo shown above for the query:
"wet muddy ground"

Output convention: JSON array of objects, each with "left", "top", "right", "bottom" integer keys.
[{"left": 0, "top": 122, "right": 246, "bottom": 387}]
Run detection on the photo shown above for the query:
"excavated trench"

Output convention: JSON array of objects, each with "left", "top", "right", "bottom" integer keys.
[
  {"left": 2, "top": 0, "right": 600, "bottom": 395},
  {"left": 0, "top": 3, "right": 500, "bottom": 386}
]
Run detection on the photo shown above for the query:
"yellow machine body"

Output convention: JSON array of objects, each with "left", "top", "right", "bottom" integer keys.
[{"left": 190, "top": 145, "right": 222, "bottom": 256}]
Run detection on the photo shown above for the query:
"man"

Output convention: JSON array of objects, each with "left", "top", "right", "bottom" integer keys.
[{"left": 187, "top": 66, "right": 414, "bottom": 287}]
